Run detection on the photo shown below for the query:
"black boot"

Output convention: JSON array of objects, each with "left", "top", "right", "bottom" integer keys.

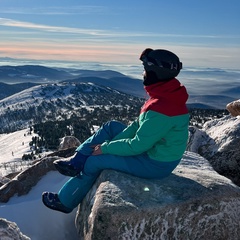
[
  {"left": 42, "top": 192, "right": 72, "bottom": 214},
  {"left": 54, "top": 152, "right": 88, "bottom": 177}
]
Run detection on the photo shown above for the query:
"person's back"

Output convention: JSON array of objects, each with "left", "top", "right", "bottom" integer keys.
[{"left": 139, "top": 48, "right": 189, "bottom": 161}]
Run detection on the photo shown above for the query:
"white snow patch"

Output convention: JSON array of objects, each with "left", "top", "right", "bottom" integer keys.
[
  {"left": 0, "top": 129, "right": 36, "bottom": 163},
  {"left": 0, "top": 171, "right": 78, "bottom": 240}
]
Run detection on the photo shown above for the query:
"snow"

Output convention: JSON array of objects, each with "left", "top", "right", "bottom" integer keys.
[
  {"left": 0, "top": 128, "right": 52, "bottom": 176},
  {"left": 0, "top": 128, "right": 78, "bottom": 240},
  {"left": 202, "top": 115, "right": 240, "bottom": 154},
  {"left": 0, "top": 172, "right": 78, "bottom": 240},
  {"left": 0, "top": 129, "right": 36, "bottom": 164},
  {"left": 0, "top": 85, "right": 40, "bottom": 107}
]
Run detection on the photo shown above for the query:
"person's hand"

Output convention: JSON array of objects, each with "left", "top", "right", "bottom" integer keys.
[{"left": 91, "top": 144, "right": 103, "bottom": 155}]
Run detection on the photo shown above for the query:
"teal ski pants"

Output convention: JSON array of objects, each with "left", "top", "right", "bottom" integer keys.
[{"left": 58, "top": 120, "right": 180, "bottom": 210}]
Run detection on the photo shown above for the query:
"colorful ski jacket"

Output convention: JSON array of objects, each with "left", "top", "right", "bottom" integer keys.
[{"left": 101, "top": 78, "right": 189, "bottom": 162}]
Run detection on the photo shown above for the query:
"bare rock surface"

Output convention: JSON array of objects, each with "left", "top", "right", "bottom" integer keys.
[
  {"left": 76, "top": 152, "right": 240, "bottom": 240},
  {"left": 226, "top": 99, "right": 240, "bottom": 116},
  {"left": 0, "top": 176, "right": 10, "bottom": 187},
  {"left": 58, "top": 136, "right": 80, "bottom": 151}
]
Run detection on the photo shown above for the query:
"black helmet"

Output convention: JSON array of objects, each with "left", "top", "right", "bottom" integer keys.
[{"left": 140, "top": 48, "right": 182, "bottom": 81}]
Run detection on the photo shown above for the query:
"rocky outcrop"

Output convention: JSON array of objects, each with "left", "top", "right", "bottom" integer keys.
[
  {"left": 226, "top": 99, "right": 240, "bottom": 116},
  {"left": 0, "top": 176, "right": 10, "bottom": 187},
  {"left": 76, "top": 152, "right": 240, "bottom": 240},
  {"left": 0, "top": 148, "right": 75, "bottom": 203},
  {"left": 0, "top": 156, "right": 59, "bottom": 202},
  {"left": 0, "top": 218, "right": 30, "bottom": 240},
  {"left": 187, "top": 115, "right": 240, "bottom": 186},
  {"left": 1, "top": 114, "right": 240, "bottom": 239},
  {"left": 58, "top": 136, "right": 80, "bottom": 150}
]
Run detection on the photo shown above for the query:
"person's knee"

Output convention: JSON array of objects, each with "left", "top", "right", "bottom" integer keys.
[
  {"left": 103, "top": 120, "right": 126, "bottom": 135},
  {"left": 103, "top": 120, "right": 124, "bottom": 128}
]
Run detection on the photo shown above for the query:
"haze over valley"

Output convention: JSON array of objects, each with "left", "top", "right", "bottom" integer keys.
[{"left": 0, "top": 61, "right": 239, "bottom": 110}]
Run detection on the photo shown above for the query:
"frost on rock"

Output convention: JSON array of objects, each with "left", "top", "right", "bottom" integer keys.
[
  {"left": 76, "top": 152, "right": 240, "bottom": 240},
  {"left": 188, "top": 115, "right": 240, "bottom": 186},
  {"left": 226, "top": 99, "right": 240, "bottom": 117},
  {"left": 0, "top": 218, "right": 30, "bottom": 240},
  {"left": 58, "top": 136, "right": 80, "bottom": 150}
]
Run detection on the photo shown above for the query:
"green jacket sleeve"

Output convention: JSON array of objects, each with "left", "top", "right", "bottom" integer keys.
[{"left": 101, "top": 111, "right": 174, "bottom": 156}]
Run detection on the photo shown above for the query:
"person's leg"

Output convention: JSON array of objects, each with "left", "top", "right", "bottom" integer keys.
[
  {"left": 54, "top": 121, "right": 127, "bottom": 176},
  {"left": 57, "top": 153, "right": 180, "bottom": 210},
  {"left": 75, "top": 120, "right": 126, "bottom": 155}
]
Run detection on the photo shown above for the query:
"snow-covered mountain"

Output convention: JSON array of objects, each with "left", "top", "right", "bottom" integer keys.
[
  {"left": 0, "top": 82, "right": 38, "bottom": 100},
  {"left": 0, "top": 65, "right": 145, "bottom": 99},
  {"left": 0, "top": 67, "right": 230, "bottom": 136},
  {"left": 0, "top": 82, "right": 144, "bottom": 134}
]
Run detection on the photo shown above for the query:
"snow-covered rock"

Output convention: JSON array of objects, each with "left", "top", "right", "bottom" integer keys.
[
  {"left": 0, "top": 218, "right": 30, "bottom": 240},
  {"left": 226, "top": 99, "right": 240, "bottom": 116},
  {"left": 188, "top": 115, "right": 240, "bottom": 186},
  {"left": 76, "top": 152, "right": 240, "bottom": 240},
  {"left": 187, "top": 126, "right": 208, "bottom": 153},
  {"left": 1, "top": 151, "right": 240, "bottom": 239},
  {"left": 58, "top": 136, "right": 80, "bottom": 150}
]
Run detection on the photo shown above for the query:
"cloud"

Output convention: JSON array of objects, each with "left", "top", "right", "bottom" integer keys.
[
  {"left": 0, "top": 18, "right": 105, "bottom": 35},
  {"left": 0, "top": 17, "right": 153, "bottom": 40},
  {"left": 0, "top": 6, "right": 107, "bottom": 15},
  {"left": 1, "top": 17, "right": 239, "bottom": 42},
  {"left": 0, "top": 18, "right": 240, "bottom": 68}
]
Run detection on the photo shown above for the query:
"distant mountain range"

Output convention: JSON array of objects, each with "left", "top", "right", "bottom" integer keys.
[
  {"left": 0, "top": 64, "right": 237, "bottom": 111},
  {"left": 187, "top": 95, "right": 235, "bottom": 109},
  {"left": 0, "top": 65, "right": 145, "bottom": 99},
  {"left": 0, "top": 65, "right": 72, "bottom": 83}
]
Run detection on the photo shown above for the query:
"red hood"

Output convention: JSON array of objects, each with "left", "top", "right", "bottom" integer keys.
[{"left": 141, "top": 78, "right": 188, "bottom": 116}]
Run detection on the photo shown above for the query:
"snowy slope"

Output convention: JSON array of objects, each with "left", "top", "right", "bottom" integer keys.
[
  {"left": 0, "top": 171, "right": 78, "bottom": 240},
  {"left": 0, "top": 129, "right": 37, "bottom": 164},
  {"left": 0, "top": 128, "right": 53, "bottom": 176},
  {"left": 0, "top": 128, "right": 77, "bottom": 239},
  {"left": 0, "top": 128, "right": 77, "bottom": 240}
]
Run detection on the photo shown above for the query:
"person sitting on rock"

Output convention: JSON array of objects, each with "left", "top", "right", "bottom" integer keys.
[{"left": 42, "top": 48, "right": 189, "bottom": 213}]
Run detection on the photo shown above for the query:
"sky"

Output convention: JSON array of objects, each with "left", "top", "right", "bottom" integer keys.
[{"left": 0, "top": 0, "right": 240, "bottom": 69}]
